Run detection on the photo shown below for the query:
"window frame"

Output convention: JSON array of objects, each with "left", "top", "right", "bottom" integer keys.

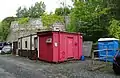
[{"left": 25, "top": 41, "right": 27, "bottom": 48}]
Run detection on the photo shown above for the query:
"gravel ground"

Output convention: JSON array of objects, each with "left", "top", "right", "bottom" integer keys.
[{"left": 0, "top": 55, "right": 120, "bottom": 78}]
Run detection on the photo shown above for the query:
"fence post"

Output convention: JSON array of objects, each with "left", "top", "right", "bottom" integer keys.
[
  {"left": 92, "top": 51, "right": 94, "bottom": 65},
  {"left": 106, "top": 48, "right": 108, "bottom": 65}
]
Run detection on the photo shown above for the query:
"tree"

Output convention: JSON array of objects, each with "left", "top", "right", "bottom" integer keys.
[
  {"left": 55, "top": 7, "right": 71, "bottom": 16},
  {"left": 28, "top": 1, "right": 46, "bottom": 18},
  {"left": 108, "top": 19, "right": 120, "bottom": 39},
  {"left": 0, "top": 17, "right": 17, "bottom": 41},
  {"left": 16, "top": 1, "right": 46, "bottom": 18},
  {"left": 16, "top": 7, "right": 22, "bottom": 18},
  {"left": 16, "top": 7, "right": 29, "bottom": 18},
  {"left": 68, "top": 0, "right": 110, "bottom": 42},
  {"left": 105, "top": 0, "right": 120, "bottom": 20},
  {"left": 0, "top": 22, "right": 3, "bottom": 41}
]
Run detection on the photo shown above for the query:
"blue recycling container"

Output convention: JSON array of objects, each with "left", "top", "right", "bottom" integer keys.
[{"left": 98, "top": 38, "right": 119, "bottom": 62}]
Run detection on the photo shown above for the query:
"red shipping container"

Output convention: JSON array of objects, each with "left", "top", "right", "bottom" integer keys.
[{"left": 37, "top": 31, "right": 83, "bottom": 62}]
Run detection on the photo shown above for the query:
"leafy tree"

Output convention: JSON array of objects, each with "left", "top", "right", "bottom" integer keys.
[
  {"left": 16, "top": 7, "right": 22, "bottom": 18},
  {"left": 1, "top": 21, "right": 10, "bottom": 41},
  {"left": 68, "top": 0, "right": 110, "bottom": 42},
  {"left": 108, "top": 19, "right": 120, "bottom": 39},
  {"left": 0, "top": 22, "right": 3, "bottom": 41},
  {"left": 55, "top": 7, "right": 71, "bottom": 16},
  {"left": 28, "top": 1, "right": 46, "bottom": 18},
  {"left": 105, "top": 0, "right": 120, "bottom": 20},
  {"left": 0, "top": 17, "right": 17, "bottom": 41},
  {"left": 16, "top": 7, "right": 29, "bottom": 18},
  {"left": 16, "top": 1, "right": 46, "bottom": 18}
]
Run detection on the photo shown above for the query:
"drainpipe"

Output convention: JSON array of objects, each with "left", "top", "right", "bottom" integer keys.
[
  {"left": 30, "top": 34, "right": 32, "bottom": 58},
  {"left": 64, "top": 0, "right": 66, "bottom": 31},
  {"left": 20, "top": 37, "right": 22, "bottom": 56}
]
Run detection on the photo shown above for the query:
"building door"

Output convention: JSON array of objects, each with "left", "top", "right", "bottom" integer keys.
[{"left": 13, "top": 41, "right": 18, "bottom": 55}]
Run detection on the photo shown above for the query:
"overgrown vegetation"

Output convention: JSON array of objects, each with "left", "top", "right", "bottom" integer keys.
[
  {"left": 1, "top": 0, "right": 120, "bottom": 42},
  {"left": 67, "top": 0, "right": 110, "bottom": 42},
  {"left": 108, "top": 19, "right": 120, "bottom": 39},
  {"left": 18, "top": 17, "right": 30, "bottom": 24},
  {"left": 41, "top": 14, "right": 64, "bottom": 27},
  {"left": 0, "top": 22, "right": 3, "bottom": 41},
  {"left": 0, "top": 17, "right": 17, "bottom": 41}
]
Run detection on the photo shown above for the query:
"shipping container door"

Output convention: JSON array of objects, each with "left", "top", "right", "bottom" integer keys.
[
  {"left": 39, "top": 36, "right": 53, "bottom": 61},
  {"left": 67, "top": 37, "right": 73, "bottom": 58},
  {"left": 39, "top": 36, "right": 47, "bottom": 60}
]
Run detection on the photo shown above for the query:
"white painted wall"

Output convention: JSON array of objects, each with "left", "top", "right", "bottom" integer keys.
[
  {"left": 32, "top": 35, "right": 37, "bottom": 50},
  {"left": 18, "top": 39, "right": 21, "bottom": 49},
  {"left": 22, "top": 37, "right": 30, "bottom": 50},
  {"left": 18, "top": 35, "right": 37, "bottom": 50}
]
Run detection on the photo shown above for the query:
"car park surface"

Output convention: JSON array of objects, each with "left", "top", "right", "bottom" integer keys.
[{"left": 0, "top": 55, "right": 119, "bottom": 78}]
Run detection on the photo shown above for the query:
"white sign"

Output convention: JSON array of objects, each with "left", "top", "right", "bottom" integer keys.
[{"left": 55, "top": 42, "right": 58, "bottom": 47}]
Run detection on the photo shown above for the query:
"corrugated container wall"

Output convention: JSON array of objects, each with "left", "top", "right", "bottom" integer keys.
[
  {"left": 98, "top": 38, "right": 119, "bottom": 62},
  {"left": 37, "top": 31, "right": 83, "bottom": 62}
]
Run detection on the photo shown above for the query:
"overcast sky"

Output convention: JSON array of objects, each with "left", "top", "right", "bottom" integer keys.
[{"left": 0, "top": 0, "right": 73, "bottom": 20}]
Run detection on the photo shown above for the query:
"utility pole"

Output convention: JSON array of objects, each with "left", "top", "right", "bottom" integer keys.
[
  {"left": 59, "top": 0, "right": 67, "bottom": 31},
  {"left": 64, "top": 0, "right": 66, "bottom": 31}
]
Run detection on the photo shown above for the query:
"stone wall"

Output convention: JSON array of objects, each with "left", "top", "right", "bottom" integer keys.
[
  {"left": 7, "top": 18, "right": 67, "bottom": 42},
  {"left": 7, "top": 18, "right": 45, "bottom": 42}
]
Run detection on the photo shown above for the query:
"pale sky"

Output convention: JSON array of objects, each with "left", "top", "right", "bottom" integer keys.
[{"left": 0, "top": 0, "right": 73, "bottom": 20}]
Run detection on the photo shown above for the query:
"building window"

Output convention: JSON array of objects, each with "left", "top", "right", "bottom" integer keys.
[
  {"left": 56, "top": 28, "right": 59, "bottom": 30},
  {"left": 25, "top": 41, "right": 27, "bottom": 48}
]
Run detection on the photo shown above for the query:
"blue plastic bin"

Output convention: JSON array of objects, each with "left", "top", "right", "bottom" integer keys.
[
  {"left": 98, "top": 38, "right": 119, "bottom": 62},
  {"left": 81, "top": 55, "right": 85, "bottom": 61}
]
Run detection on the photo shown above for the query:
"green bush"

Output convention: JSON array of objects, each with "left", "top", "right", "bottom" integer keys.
[
  {"left": 18, "top": 17, "right": 29, "bottom": 24},
  {"left": 108, "top": 19, "right": 120, "bottom": 39}
]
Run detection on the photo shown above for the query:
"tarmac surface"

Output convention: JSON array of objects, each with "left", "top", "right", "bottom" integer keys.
[{"left": 0, "top": 55, "right": 119, "bottom": 78}]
